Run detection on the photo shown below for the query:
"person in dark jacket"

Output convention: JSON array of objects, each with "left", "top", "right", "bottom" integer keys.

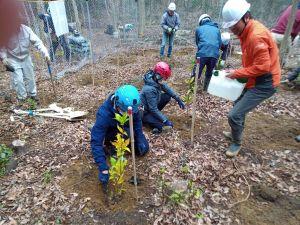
[
  {"left": 38, "top": 9, "right": 70, "bottom": 62},
  {"left": 141, "top": 62, "right": 185, "bottom": 134},
  {"left": 160, "top": 2, "right": 180, "bottom": 58},
  {"left": 91, "top": 85, "right": 149, "bottom": 186},
  {"left": 195, "top": 14, "right": 222, "bottom": 91}
]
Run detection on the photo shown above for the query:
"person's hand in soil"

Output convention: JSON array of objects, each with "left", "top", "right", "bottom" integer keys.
[
  {"left": 163, "top": 120, "right": 173, "bottom": 128},
  {"left": 99, "top": 170, "right": 109, "bottom": 185},
  {"left": 176, "top": 98, "right": 185, "bottom": 109}
]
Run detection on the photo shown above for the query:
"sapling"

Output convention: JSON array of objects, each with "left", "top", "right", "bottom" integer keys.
[
  {"left": 109, "top": 112, "right": 131, "bottom": 197},
  {"left": 0, "top": 144, "right": 13, "bottom": 176}
]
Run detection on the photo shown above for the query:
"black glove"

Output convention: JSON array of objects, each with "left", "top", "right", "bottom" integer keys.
[
  {"left": 5, "top": 65, "right": 15, "bottom": 72},
  {"left": 176, "top": 98, "right": 185, "bottom": 110}
]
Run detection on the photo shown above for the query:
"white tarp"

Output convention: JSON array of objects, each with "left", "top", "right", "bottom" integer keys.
[{"left": 49, "top": 1, "right": 69, "bottom": 37}]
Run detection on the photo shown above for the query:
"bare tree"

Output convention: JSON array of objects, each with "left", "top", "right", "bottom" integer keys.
[
  {"left": 71, "top": 0, "right": 82, "bottom": 31},
  {"left": 137, "top": 0, "right": 145, "bottom": 37},
  {"left": 280, "top": 0, "right": 298, "bottom": 67}
]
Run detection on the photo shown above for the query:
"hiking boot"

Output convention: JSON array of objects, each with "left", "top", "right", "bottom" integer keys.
[
  {"left": 152, "top": 128, "right": 162, "bottom": 134},
  {"left": 226, "top": 143, "right": 241, "bottom": 157},
  {"left": 223, "top": 131, "right": 233, "bottom": 140}
]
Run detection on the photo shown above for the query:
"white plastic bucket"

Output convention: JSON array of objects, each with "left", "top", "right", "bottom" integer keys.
[{"left": 207, "top": 70, "right": 246, "bottom": 101}]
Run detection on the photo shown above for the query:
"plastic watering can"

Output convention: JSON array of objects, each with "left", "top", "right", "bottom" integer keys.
[{"left": 207, "top": 70, "right": 246, "bottom": 101}]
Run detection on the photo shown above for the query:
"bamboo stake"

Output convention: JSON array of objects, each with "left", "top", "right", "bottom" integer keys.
[
  {"left": 191, "top": 57, "right": 200, "bottom": 144},
  {"left": 47, "top": 62, "right": 57, "bottom": 101},
  {"left": 128, "top": 106, "right": 138, "bottom": 201}
]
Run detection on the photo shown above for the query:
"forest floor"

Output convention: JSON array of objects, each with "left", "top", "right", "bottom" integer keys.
[{"left": 0, "top": 33, "right": 299, "bottom": 225}]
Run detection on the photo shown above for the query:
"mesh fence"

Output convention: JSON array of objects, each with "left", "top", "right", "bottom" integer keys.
[{"left": 17, "top": 0, "right": 290, "bottom": 81}]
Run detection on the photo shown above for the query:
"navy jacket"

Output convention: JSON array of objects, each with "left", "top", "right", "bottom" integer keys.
[
  {"left": 195, "top": 21, "right": 222, "bottom": 59},
  {"left": 140, "top": 70, "right": 180, "bottom": 122},
  {"left": 91, "top": 96, "right": 148, "bottom": 172}
]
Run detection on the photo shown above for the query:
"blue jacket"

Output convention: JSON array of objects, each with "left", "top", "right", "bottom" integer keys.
[
  {"left": 195, "top": 21, "right": 222, "bottom": 59},
  {"left": 161, "top": 11, "right": 180, "bottom": 32},
  {"left": 91, "top": 95, "right": 149, "bottom": 172},
  {"left": 140, "top": 70, "right": 180, "bottom": 122}
]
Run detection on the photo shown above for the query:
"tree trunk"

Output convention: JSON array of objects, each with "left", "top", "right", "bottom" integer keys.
[
  {"left": 71, "top": 0, "right": 82, "bottom": 32},
  {"left": 280, "top": 0, "right": 298, "bottom": 67},
  {"left": 138, "top": 0, "right": 145, "bottom": 37}
]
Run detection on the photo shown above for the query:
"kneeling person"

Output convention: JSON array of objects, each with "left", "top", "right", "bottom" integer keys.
[
  {"left": 141, "top": 62, "right": 185, "bottom": 134},
  {"left": 91, "top": 85, "right": 149, "bottom": 186}
]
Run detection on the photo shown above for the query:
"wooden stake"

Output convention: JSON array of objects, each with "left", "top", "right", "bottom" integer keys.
[
  {"left": 128, "top": 106, "right": 138, "bottom": 201},
  {"left": 191, "top": 58, "right": 200, "bottom": 144}
]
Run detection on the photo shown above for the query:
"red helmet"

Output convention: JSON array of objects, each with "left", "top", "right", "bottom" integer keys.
[{"left": 153, "top": 62, "right": 171, "bottom": 80}]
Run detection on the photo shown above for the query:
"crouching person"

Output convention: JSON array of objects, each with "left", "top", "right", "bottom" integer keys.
[
  {"left": 141, "top": 62, "right": 185, "bottom": 134},
  {"left": 91, "top": 85, "right": 149, "bottom": 186}
]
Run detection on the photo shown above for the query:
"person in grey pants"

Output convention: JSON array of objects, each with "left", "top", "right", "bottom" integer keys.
[
  {"left": 160, "top": 2, "right": 180, "bottom": 58},
  {"left": 221, "top": 0, "right": 281, "bottom": 157}
]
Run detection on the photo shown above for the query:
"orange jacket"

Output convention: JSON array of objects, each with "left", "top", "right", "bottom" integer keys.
[{"left": 233, "top": 20, "right": 281, "bottom": 89}]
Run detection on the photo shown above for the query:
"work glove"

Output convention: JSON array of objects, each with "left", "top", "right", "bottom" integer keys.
[
  {"left": 176, "top": 98, "right": 185, "bottom": 110},
  {"left": 2, "top": 58, "right": 15, "bottom": 72},
  {"left": 98, "top": 163, "right": 109, "bottom": 185},
  {"left": 45, "top": 55, "right": 51, "bottom": 64},
  {"left": 172, "top": 28, "right": 177, "bottom": 34},
  {"left": 167, "top": 27, "right": 172, "bottom": 34},
  {"left": 98, "top": 170, "right": 109, "bottom": 185},
  {"left": 5, "top": 65, "right": 15, "bottom": 72},
  {"left": 163, "top": 120, "right": 173, "bottom": 128},
  {"left": 136, "top": 141, "right": 149, "bottom": 156}
]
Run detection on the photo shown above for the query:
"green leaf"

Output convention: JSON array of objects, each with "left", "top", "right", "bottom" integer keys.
[
  {"left": 195, "top": 189, "right": 202, "bottom": 199},
  {"left": 110, "top": 157, "right": 117, "bottom": 166},
  {"left": 195, "top": 213, "right": 204, "bottom": 219}
]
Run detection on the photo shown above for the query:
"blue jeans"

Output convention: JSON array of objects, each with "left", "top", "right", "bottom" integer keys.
[
  {"left": 228, "top": 74, "right": 276, "bottom": 144},
  {"left": 160, "top": 31, "right": 175, "bottom": 57},
  {"left": 194, "top": 57, "right": 218, "bottom": 91},
  {"left": 142, "top": 93, "right": 171, "bottom": 129}
]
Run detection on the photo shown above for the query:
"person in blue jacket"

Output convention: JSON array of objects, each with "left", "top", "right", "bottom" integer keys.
[
  {"left": 195, "top": 14, "right": 222, "bottom": 91},
  {"left": 160, "top": 2, "right": 180, "bottom": 58},
  {"left": 91, "top": 85, "right": 149, "bottom": 186},
  {"left": 141, "top": 62, "right": 185, "bottom": 134}
]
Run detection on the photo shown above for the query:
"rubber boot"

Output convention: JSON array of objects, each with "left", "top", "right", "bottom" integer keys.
[{"left": 226, "top": 143, "right": 241, "bottom": 157}]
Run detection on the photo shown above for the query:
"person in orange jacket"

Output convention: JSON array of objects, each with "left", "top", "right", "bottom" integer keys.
[{"left": 221, "top": 0, "right": 281, "bottom": 157}]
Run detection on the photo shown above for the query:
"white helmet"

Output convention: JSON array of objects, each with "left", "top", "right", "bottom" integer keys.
[
  {"left": 198, "top": 14, "right": 211, "bottom": 25},
  {"left": 222, "top": 0, "right": 251, "bottom": 28},
  {"left": 168, "top": 2, "right": 176, "bottom": 11},
  {"left": 221, "top": 32, "right": 231, "bottom": 45}
]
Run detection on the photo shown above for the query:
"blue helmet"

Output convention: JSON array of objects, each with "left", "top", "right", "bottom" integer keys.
[{"left": 114, "top": 85, "right": 141, "bottom": 113}]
